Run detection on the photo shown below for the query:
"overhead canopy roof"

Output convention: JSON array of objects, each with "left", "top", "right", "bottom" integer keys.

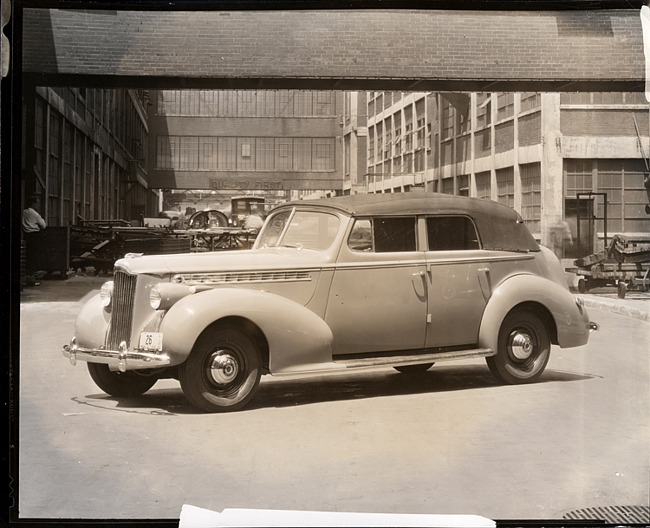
[{"left": 19, "top": 5, "right": 646, "bottom": 92}]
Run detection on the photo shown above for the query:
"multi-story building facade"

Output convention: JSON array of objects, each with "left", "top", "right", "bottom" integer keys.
[
  {"left": 21, "top": 87, "right": 156, "bottom": 226},
  {"left": 365, "top": 91, "right": 650, "bottom": 257},
  {"left": 148, "top": 90, "right": 346, "bottom": 205}
]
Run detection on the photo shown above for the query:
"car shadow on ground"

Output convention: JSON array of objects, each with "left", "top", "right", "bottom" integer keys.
[{"left": 78, "top": 365, "right": 594, "bottom": 415}]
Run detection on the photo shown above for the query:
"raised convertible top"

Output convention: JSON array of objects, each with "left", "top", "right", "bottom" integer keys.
[{"left": 276, "top": 192, "right": 540, "bottom": 252}]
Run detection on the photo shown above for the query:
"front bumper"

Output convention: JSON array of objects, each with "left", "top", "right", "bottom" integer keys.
[{"left": 63, "top": 337, "right": 171, "bottom": 372}]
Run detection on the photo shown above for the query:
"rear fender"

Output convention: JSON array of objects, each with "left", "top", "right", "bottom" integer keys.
[
  {"left": 160, "top": 288, "right": 333, "bottom": 373},
  {"left": 478, "top": 274, "right": 590, "bottom": 352}
]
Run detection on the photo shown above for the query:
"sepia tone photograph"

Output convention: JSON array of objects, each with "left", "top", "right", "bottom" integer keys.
[{"left": 3, "top": 0, "right": 650, "bottom": 526}]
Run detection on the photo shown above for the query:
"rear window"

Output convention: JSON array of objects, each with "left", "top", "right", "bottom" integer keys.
[{"left": 427, "top": 216, "right": 480, "bottom": 251}]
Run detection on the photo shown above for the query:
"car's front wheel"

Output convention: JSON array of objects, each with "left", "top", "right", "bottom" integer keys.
[
  {"left": 486, "top": 309, "right": 550, "bottom": 384},
  {"left": 87, "top": 363, "right": 158, "bottom": 397},
  {"left": 179, "top": 324, "right": 262, "bottom": 413}
]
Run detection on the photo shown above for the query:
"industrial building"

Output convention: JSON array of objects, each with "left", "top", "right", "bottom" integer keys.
[
  {"left": 21, "top": 87, "right": 157, "bottom": 226},
  {"left": 20, "top": 87, "right": 650, "bottom": 262},
  {"left": 361, "top": 90, "right": 650, "bottom": 256}
]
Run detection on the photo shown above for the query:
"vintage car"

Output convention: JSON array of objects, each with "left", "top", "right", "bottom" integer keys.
[{"left": 63, "top": 193, "right": 598, "bottom": 412}]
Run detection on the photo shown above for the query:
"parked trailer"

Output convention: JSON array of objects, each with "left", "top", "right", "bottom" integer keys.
[{"left": 567, "top": 234, "right": 650, "bottom": 298}]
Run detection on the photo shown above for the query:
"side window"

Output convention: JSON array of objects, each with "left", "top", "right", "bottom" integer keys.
[
  {"left": 349, "top": 217, "right": 417, "bottom": 252},
  {"left": 348, "top": 219, "right": 373, "bottom": 251},
  {"left": 427, "top": 216, "right": 480, "bottom": 251},
  {"left": 375, "top": 217, "right": 417, "bottom": 252}
]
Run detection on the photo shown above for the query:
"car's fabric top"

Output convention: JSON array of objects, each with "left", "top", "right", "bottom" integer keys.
[{"left": 281, "top": 192, "right": 540, "bottom": 252}]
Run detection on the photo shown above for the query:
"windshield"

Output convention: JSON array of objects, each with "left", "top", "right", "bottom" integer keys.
[{"left": 256, "top": 209, "right": 341, "bottom": 250}]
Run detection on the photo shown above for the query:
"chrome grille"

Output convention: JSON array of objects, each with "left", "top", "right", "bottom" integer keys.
[{"left": 106, "top": 271, "right": 137, "bottom": 349}]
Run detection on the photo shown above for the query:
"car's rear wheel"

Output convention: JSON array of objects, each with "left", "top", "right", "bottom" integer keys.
[
  {"left": 394, "top": 363, "right": 434, "bottom": 374},
  {"left": 179, "top": 324, "right": 262, "bottom": 413},
  {"left": 486, "top": 309, "right": 550, "bottom": 384},
  {"left": 87, "top": 363, "right": 158, "bottom": 397}
]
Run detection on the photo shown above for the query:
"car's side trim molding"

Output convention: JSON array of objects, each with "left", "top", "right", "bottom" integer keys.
[
  {"left": 331, "top": 254, "right": 535, "bottom": 271},
  {"left": 425, "top": 254, "right": 536, "bottom": 265},
  {"left": 179, "top": 270, "right": 314, "bottom": 285}
]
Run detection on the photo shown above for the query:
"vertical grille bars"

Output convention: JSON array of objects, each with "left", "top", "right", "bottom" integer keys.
[{"left": 106, "top": 271, "right": 137, "bottom": 349}]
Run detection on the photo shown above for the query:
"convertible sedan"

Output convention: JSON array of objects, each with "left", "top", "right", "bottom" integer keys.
[{"left": 63, "top": 193, "right": 598, "bottom": 412}]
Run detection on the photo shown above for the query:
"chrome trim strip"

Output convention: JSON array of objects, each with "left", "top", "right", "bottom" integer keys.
[
  {"left": 180, "top": 270, "right": 313, "bottom": 285},
  {"left": 425, "top": 254, "right": 536, "bottom": 265}
]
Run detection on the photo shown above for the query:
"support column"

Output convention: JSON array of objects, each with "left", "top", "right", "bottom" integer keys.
[
  {"left": 513, "top": 94, "right": 521, "bottom": 214},
  {"left": 540, "top": 93, "right": 564, "bottom": 248}
]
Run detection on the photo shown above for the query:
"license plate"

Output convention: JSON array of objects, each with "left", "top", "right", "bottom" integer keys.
[{"left": 139, "top": 332, "right": 163, "bottom": 351}]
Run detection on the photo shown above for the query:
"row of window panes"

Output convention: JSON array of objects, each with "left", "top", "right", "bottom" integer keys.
[
  {"left": 51, "top": 88, "right": 146, "bottom": 163},
  {"left": 496, "top": 93, "right": 514, "bottom": 121},
  {"left": 520, "top": 163, "right": 542, "bottom": 233},
  {"left": 437, "top": 167, "right": 540, "bottom": 231},
  {"left": 156, "top": 90, "right": 336, "bottom": 117},
  {"left": 156, "top": 136, "right": 335, "bottom": 172},
  {"left": 35, "top": 96, "right": 149, "bottom": 225},
  {"left": 368, "top": 114, "right": 427, "bottom": 162},
  {"left": 560, "top": 92, "right": 648, "bottom": 105},
  {"left": 565, "top": 158, "right": 650, "bottom": 232}
]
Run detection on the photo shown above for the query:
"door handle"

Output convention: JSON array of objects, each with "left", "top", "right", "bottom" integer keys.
[{"left": 478, "top": 267, "right": 492, "bottom": 299}]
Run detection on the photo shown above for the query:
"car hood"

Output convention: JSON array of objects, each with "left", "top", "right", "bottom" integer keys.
[{"left": 113, "top": 247, "right": 334, "bottom": 277}]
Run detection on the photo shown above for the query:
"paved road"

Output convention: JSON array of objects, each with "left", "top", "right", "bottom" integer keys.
[{"left": 16, "top": 280, "right": 650, "bottom": 523}]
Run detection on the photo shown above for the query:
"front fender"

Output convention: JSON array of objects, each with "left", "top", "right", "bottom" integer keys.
[
  {"left": 74, "top": 293, "right": 110, "bottom": 349},
  {"left": 160, "top": 288, "right": 334, "bottom": 373},
  {"left": 478, "top": 274, "right": 591, "bottom": 352}
]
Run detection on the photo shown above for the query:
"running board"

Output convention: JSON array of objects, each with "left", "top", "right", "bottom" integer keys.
[{"left": 333, "top": 348, "right": 495, "bottom": 369}]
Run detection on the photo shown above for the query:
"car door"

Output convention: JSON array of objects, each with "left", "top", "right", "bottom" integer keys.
[
  {"left": 325, "top": 216, "right": 428, "bottom": 356},
  {"left": 424, "top": 215, "right": 490, "bottom": 349}
]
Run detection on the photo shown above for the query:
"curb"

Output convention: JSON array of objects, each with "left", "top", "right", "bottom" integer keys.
[{"left": 578, "top": 295, "right": 649, "bottom": 322}]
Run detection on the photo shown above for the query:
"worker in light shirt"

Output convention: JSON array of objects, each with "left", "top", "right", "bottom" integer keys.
[
  {"left": 22, "top": 195, "right": 47, "bottom": 285},
  {"left": 22, "top": 196, "right": 47, "bottom": 233}
]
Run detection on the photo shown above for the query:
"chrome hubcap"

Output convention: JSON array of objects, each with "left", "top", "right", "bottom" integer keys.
[
  {"left": 509, "top": 331, "right": 534, "bottom": 360},
  {"left": 209, "top": 352, "right": 239, "bottom": 385}
]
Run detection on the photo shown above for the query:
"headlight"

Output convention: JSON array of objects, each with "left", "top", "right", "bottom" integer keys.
[
  {"left": 100, "top": 281, "right": 114, "bottom": 308},
  {"left": 150, "top": 285, "right": 162, "bottom": 310},
  {"left": 149, "top": 283, "right": 196, "bottom": 310}
]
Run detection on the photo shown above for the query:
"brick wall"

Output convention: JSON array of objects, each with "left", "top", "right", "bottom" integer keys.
[
  {"left": 519, "top": 113, "right": 542, "bottom": 147},
  {"left": 495, "top": 121, "right": 515, "bottom": 154},
  {"left": 22, "top": 8, "right": 645, "bottom": 90},
  {"left": 561, "top": 109, "right": 650, "bottom": 136}
]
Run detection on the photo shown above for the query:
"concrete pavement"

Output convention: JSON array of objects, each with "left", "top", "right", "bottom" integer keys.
[{"left": 578, "top": 290, "right": 650, "bottom": 322}]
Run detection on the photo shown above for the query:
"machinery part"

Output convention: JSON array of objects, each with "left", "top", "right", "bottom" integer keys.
[
  {"left": 179, "top": 324, "right": 262, "bottom": 412},
  {"left": 486, "top": 309, "right": 551, "bottom": 384},
  {"left": 87, "top": 362, "right": 158, "bottom": 397}
]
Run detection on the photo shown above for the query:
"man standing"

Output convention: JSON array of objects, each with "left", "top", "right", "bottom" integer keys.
[{"left": 22, "top": 195, "right": 47, "bottom": 285}]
